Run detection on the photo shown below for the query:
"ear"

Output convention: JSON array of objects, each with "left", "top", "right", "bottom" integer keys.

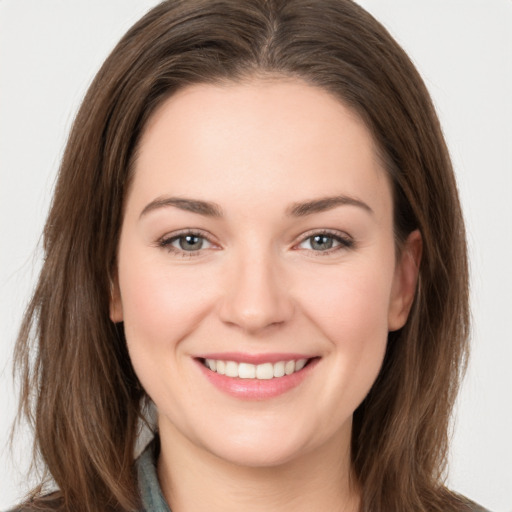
[
  {"left": 109, "top": 273, "right": 124, "bottom": 323},
  {"left": 388, "top": 229, "right": 422, "bottom": 332}
]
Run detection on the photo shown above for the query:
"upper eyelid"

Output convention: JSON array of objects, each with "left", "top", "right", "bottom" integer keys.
[
  {"left": 295, "top": 228, "right": 353, "bottom": 243},
  {"left": 300, "top": 228, "right": 350, "bottom": 237},
  {"left": 159, "top": 228, "right": 215, "bottom": 243}
]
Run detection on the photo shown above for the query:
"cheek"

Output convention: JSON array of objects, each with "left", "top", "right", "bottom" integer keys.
[
  {"left": 299, "top": 261, "right": 393, "bottom": 342},
  {"left": 117, "top": 247, "right": 217, "bottom": 355},
  {"left": 296, "top": 261, "right": 393, "bottom": 397},
  {"left": 116, "top": 246, "right": 223, "bottom": 411}
]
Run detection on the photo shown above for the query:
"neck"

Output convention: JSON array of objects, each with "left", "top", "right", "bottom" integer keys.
[{"left": 157, "top": 419, "right": 360, "bottom": 512}]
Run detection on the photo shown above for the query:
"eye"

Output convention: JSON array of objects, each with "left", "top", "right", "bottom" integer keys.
[
  {"left": 297, "top": 231, "right": 353, "bottom": 252},
  {"left": 159, "top": 231, "right": 215, "bottom": 254}
]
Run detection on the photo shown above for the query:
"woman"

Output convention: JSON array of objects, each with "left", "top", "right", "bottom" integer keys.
[{"left": 10, "top": 0, "right": 489, "bottom": 511}]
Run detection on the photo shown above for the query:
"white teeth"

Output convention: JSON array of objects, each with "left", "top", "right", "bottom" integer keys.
[
  {"left": 216, "top": 360, "right": 226, "bottom": 375},
  {"left": 256, "top": 363, "right": 274, "bottom": 380},
  {"left": 204, "top": 358, "right": 310, "bottom": 379},
  {"left": 225, "top": 361, "right": 238, "bottom": 377},
  {"left": 273, "top": 361, "right": 285, "bottom": 377},
  {"left": 295, "top": 359, "right": 307, "bottom": 371},
  {"left": 238, "top": 362, "right": 256, "bottom": 379},
  {"left": 285, "top": 360, "right": 295, "bottom": 375}
]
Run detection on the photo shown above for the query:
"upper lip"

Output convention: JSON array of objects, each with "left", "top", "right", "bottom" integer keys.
[{"left": 195, "top": 352, "right": 317, "bottom": 365}]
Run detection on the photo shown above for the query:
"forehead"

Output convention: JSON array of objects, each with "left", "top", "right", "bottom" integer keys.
[{"left": 129, "top": 79, "right": 391, "bottom": 218}]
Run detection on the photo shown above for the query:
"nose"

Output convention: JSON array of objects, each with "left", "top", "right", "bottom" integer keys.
[{"left": 218, "top": 250, "right": 294, "bottom": 334}]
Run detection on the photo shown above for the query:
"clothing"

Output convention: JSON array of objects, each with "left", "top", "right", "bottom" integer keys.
[{"left": 137, "top": 437, "right": 171, "bottom": 512}]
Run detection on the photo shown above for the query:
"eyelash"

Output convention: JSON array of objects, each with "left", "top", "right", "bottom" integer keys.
[
  {"left": 157, "top": 229, "right": 354, "bottom": 257},
  {"left": 295, "top": 229, "right": 354, "bottom": 255},
  {"left": 158, "top": 229, "right": 215, "bottom": 257}
]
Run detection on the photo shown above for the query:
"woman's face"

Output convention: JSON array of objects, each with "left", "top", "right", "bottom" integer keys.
[{"left": 111, "top": 79, "right": 420, "bottom": 467}]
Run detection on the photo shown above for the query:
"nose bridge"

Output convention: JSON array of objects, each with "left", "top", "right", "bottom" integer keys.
[{"left": 219, "top": 242, "right": 293, "bottom": 333}]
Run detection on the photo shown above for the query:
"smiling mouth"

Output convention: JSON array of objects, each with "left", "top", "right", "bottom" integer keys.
[{"left": 200, "top": 358, "right": 315, "bottom": 380}]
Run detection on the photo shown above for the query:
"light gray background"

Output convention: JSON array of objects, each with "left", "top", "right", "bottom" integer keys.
[{"left": 1, "top": 1, "right": 511, "bottom": 510}]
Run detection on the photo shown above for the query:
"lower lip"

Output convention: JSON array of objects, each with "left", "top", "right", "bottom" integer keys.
[{"left": 195, "top": 358, "right": 319, "bottom": 400}]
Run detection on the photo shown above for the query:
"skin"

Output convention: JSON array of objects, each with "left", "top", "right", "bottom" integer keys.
[{"left": 111, "top": 79, "right": 421, "bottom": 512}]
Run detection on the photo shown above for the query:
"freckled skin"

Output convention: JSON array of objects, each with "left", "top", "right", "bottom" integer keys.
[{"left": 111, "top": 80, "right": 421, "bottom": 510}]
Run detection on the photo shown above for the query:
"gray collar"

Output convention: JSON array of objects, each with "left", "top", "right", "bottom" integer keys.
[{"left": 136, "top": 437, "right": 172, "bottom": 512}]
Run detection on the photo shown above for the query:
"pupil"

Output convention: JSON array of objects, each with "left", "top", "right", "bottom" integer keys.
[
  {"left": 180, "top": 235, "right": 202, "bottom": 251},
  {"left": 312, "top": 235, "right": 333, "bottom": 250}
]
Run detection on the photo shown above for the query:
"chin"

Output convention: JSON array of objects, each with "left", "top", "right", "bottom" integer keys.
[
  {"left": 204, "top": 433, "right": 313, "bottom": 469},
  {"left": 185, "top": 411, "right": 351, "bottom": 470}
]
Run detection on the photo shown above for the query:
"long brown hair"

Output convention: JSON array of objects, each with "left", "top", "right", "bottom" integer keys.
[{"left": 15, "top": 1, "right": 470, "bottom": 511}]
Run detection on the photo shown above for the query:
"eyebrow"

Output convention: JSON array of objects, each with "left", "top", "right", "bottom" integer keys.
[
  {"left": 139, "top": 197, "right": 223, "bottom": 218},
  {"left": 286, "top": 195, "right": 374, "bottom": 217},
  {"left": 139, "top": 194, "right": 373, "bottom": 219}
]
